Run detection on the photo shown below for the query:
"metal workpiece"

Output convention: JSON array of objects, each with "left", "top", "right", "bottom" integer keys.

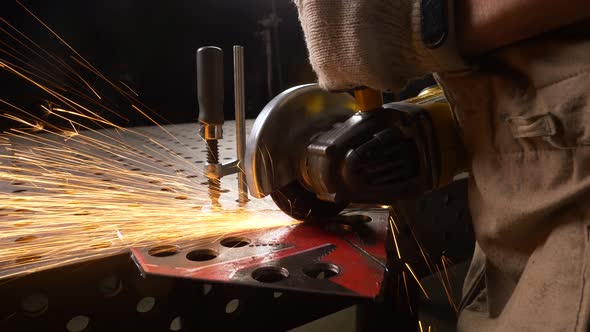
[
  {"left": 244, "top": 84, "right": 357, "bottom": 199},
  {"left": 131, "top": 208, "right": 390, "bottom": 298},
  {"left": 233, "top": 46, "right": 249, "bottom": 203}
]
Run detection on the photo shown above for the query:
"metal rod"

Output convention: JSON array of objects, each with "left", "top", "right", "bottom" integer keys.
[{"left": 233, "top": 45, "right": 249, "bottom": 203}]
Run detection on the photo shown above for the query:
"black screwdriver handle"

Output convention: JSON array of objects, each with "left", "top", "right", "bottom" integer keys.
[{"left": 197, "top": 46, "right": 224, "bottom": 125}]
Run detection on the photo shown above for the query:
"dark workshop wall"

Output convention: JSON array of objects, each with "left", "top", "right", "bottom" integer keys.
[{"left": 1, "top": 0, "right": 315, "bottom": 129}]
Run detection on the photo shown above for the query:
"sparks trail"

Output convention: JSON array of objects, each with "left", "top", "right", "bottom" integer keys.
[
  {"left": 389, "top": 207, "right": 459, "bottom": 329},
  {"left": 0, "top": 2, "right": 298, "bottom": 279}
]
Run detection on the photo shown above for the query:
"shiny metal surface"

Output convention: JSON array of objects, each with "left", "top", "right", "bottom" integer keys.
[
  {"left": 244, "top": 84, "right": 357, "bottom": 198},
  {"left": 233, "top": 46, "right": 249, "bottom": 203},
  {"left": 198, "top": 124, "right": 223, "bottom": 140}
]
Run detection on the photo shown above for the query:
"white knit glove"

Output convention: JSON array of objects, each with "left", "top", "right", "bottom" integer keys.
[{"left": 294, "top": 0, "right": 464, "bottom": 92}]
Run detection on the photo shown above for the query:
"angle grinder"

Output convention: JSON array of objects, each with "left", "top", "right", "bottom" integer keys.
[{"left": 244, "top": 84, "right": 467, "bottom": 220}]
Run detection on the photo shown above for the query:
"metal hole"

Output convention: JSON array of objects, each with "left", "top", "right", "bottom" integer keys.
[
  {"left": 302, "top": 262, "right": 340, "bottom": 279},
  {"left": 14, "top": 235, "right": 37, "bottom": 243},
  {"left": 220, "top": 237, "right": 250, "bottom": 248},
  {"left": 186, "top": 175, "right": 198, "bottom": 179},
  {"left": 161, "top": 187, "right": 174, "bottom": 192},
  {"left": 202, "top": 283, "right": 213, "bottom": 295},
  {"left": 91, "top": 241, "right": 112, "bottom": 249},
  {"left": 66, "top": 315, "right": 90, "bottom": 332},
  {"left": 130, "top": 168, "right": 141, "bottom": 171},
  {"left": 98, "top": 275, "right": 123, "bottom": 297},
  {"left": 11, "top": 182, "right": 25, "bottom": 185},
  {"left": 252, "top": 266, "right": 289, "bottom": 283},
  {"left": 195, "top": 161, "right": 204, "bottom": 164},
  {"left": 184, "top": 156, "right": 193, "bottom": 159},
  {"left": 21, "top": 293, "right": 48, "bottom": 317},
  {"left": 186, "top": 249, "right": 218, "bottom": 262},
  {"left": 148, "top": 245, "right": 179, "bottom": 257},
  {"left": 136, "top": 296, "right": 156, "bottom": 313},
  {"left": 169, "top": 316, "right": 182, "bottom": 331},
  {"left": 12, "top": 189, "right": 27, "bottom": 193},
  {"left": 15, "top": 254, "right": 42, "bottom": 265},
  {"left": 74, "top": 211, "right": 91, "bottom": 216},
  {"left": 175, "top": 195, "right": 188, "bottom": 200},
  {"left": 225, "top": 299, "right": 240, "bottom": 314}
]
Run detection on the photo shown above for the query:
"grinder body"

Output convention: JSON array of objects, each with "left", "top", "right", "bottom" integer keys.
[{"left": 245, "top": 84, "right": 467, "bottom": 220}]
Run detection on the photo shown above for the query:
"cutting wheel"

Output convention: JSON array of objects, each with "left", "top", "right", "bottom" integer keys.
[
  {"left": 270, "top": 180, "right": 348, "bottom": 221},
  {"left": 244, "top": 84, "right": 357, "bottom": 208}
]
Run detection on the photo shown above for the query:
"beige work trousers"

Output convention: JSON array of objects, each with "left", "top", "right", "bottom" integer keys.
[{"left": 436, "top": 22, "right": 590, "bottom": 331}]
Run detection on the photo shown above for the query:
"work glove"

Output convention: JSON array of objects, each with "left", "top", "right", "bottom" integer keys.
[{"left": 294, "top": 0, "right": 466, "bottom": 93}]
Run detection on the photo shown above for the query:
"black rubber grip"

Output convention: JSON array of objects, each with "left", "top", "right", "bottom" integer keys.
[{"left": 197, "top": 46, "right": 224, "bottom": 125}]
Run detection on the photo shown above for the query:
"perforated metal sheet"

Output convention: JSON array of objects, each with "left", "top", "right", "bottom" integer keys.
[
  {"left": 0, "top": 120, "right": 378, "bottom": 331},
  {"left": 0, "top": 120, "right": 283, "bottom": 279}
]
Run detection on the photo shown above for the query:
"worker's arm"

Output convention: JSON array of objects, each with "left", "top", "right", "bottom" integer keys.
[
  {"left": 294, "top": 0, "right": 590, "bottom": 92},
  {"left": 458, "top": 0, "right": 590, "bottom": 54}
]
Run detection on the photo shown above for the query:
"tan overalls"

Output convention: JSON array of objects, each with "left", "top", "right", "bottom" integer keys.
[{"left": 436, "top": 21, "right": 590, "bottom": 331}]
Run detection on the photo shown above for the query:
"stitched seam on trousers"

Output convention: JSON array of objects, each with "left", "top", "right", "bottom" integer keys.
[
  {"left": 536, "top": 69, "right": 590, "bottom": 90},
  {"left": 574, "top": 226, "right": 590, "bottom": 330}
]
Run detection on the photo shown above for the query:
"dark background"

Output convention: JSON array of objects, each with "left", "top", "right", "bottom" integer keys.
[{"left": 1, "top": 0, "right": 315, "bottom": 129}]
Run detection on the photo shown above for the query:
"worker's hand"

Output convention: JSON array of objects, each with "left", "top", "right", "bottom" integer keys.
[{"left": 294, "top": 0, "right": 449, "bottom": 92}]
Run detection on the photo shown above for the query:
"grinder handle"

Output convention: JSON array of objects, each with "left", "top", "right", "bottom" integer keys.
[{"left": 197, "top": 46, "right": 224, "bottom": 125}]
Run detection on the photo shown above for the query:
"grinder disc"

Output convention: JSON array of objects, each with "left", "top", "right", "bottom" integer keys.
[{"left": 244, "top": 84, "right": 356, "bottom": 219}]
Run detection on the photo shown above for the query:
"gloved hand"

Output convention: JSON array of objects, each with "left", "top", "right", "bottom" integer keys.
[{"left": 294, "top": 0, "right": 465, "bottom": 92}]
